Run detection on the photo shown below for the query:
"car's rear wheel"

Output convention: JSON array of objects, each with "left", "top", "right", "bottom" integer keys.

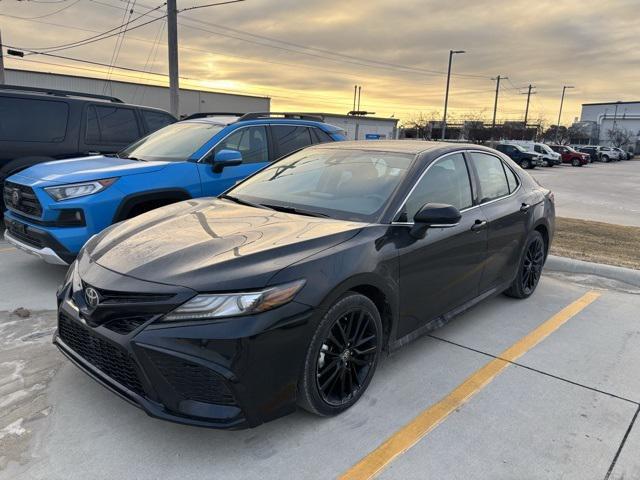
[
  {"left": 520, "top": 159, "right": 531, "bottom": 169},
  {"left": 504, "top": 231, "right": 545, "bottom": 299},
  {"left": 297, "top": 293, "right": 382, "bottom": 416}
]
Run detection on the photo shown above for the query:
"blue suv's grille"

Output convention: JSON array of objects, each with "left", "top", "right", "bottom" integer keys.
[{"left": 4, "top": 181, "right": 43, "bottom": 218}]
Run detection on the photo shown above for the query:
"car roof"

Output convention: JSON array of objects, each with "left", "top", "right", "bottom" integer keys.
[
  {"left": 309, "top": 140, "right": 489, "bottom": 155},
  {"left": 180, "top": 116, "right": 340, "bottom": 130}
]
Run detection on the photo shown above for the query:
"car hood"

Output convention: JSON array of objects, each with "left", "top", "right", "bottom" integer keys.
[
  {"left": 16, "top": 156, "right": 169, "bottom": 185},
  {"left": 86, "top": 198, "right": 365, "bottom": 292}
]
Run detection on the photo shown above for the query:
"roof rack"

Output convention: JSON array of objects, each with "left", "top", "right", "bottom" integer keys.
[
  {"left": 0, "top": 84, "right": 124, "bottom": 103},
  {"left": 237, "top": 112, "right": 325, "bottom": 122},
  {"left": 182, "top": 112, "right": 246, "bottom": 120}
]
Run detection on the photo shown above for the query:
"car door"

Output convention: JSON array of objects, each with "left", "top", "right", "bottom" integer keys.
[
  {"left": 395, "top": 152, "right": 488, "bottom": 339},
  {"left": 468, "top": 152, "right": 535, "bottom": 292},
  {"left": 197, "top": 125, "right": 271, "bottom": 196}
]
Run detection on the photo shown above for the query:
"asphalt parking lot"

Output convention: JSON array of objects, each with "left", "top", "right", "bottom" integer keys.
[
  {"left": 1, "top": 240, "right": 639, "bottom": 480},
  {"left": 532, "top": 159, "right": 640, "bottom": 227}
]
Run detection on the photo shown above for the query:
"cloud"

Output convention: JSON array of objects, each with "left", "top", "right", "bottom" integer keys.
[{"left": 1, "top": 0, "right": 637, "bottom": 123}]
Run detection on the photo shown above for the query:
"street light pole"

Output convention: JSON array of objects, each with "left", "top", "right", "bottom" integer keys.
[
  {"left": 555, "top": 85, "right": 574, "bottom": 143},
  {"left": 441, "top": 49, "right": 465, "bottom": 141}
]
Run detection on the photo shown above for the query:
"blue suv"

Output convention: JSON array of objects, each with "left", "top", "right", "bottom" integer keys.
[{"left": 3, "top": 112, "right": 345, "bottom": 264}]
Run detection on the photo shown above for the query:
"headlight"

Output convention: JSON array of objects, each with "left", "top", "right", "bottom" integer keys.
[
  {"left": 45, "top": 178, "right": 117, "bottom": 201},
  {"left": 161, "top": 279, "right": 306, "bottom": 322}
]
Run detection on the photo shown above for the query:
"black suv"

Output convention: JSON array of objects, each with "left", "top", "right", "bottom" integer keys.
[
  {"left": 0, "top": 85, "right": 177, "bottom": 211},
  {"left": 494, "top": 143, "right": 542, "bottom": 169}
]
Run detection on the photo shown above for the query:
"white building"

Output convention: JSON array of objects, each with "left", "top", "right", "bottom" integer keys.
[
  {"left": 579, "top": 101, "right": 640, "bottom": 151},
  {"left": 4, "top": 68, "right": 271, "bottom": 118},
  {"left": 307, "top": 113, "right": 399, "bottom": 141}
]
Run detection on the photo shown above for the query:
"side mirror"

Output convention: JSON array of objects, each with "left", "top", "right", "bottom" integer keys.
[
  {"left": 410, "top": 203, "right": 461, "bottom": 238},
  {"left": 212, "top": 149, "right": 242, "bottom": 173}
]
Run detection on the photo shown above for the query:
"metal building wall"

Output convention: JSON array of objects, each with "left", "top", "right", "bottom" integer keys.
[
  {"left": 320, "top": 114, "right": 398, "bottom": 141},
  {"left": 5, "top": 69, "right": 271, "bottom": 117}
]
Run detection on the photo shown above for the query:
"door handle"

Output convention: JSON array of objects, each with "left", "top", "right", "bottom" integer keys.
[
  {"left": 470, "top": 219, "right": 487, "bottom": 232},
  {"left": 520, "top": 203, "right": 531, "bottom": 213}
]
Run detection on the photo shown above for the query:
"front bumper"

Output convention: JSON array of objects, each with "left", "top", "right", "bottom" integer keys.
[
  {"left": 4, "top": 216, "right": 74, "bottom": 265},
  {"left": 53, "top": 259, "right": 317, "bottom": 429}
]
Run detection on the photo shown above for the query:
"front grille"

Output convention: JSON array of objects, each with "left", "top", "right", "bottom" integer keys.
[
  {"left": 84, "top": 283, "right": 175, "bottom": 305},
  {"left": 146, "top": 349, "right": 236, "bottom": 406},
  {"left": 5, "top": 220, "right": 44, "bottom": 248},
  {"left": 58, "top": 313, "right": 145, "bottom": 396},
  {"left": 105, "top": 317, "right": 148, "bottom": 335},
  {"left": 4, "top": 181, "right": 43, "bottom": 218}
]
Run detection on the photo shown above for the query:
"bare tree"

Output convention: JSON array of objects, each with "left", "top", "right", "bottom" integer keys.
[{"left": 607, "top": 127, "right": 633, "bottom": 148}]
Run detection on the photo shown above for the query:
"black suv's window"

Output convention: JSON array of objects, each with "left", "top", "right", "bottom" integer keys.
[
  {"left": 213, "top": 126, "right": 268, "bottom": 164},
  {"left": 272, "top": 125, "right": 313, "bottom": 157},
  {"left": 142, "top": 110, "right": 175, "bottom": 133},
  {"left": 472, "top": 152, "right": 511, "bottom": 202},
  {"left": 398, "top": 153, "right": 473, "bottom": 221},
  {"left": 0, "top": 96, "right": 68, "bottom": 143},
  {"left": 312, "top": 128, "right": 334, "bottom": 144},
  {"left": 86, "top": 105, "right": 140, "bottom": 144}
]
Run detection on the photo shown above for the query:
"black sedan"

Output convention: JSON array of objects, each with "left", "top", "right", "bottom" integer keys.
[{"left": 53, "top": 141, "right": 555, "bottom": 429}]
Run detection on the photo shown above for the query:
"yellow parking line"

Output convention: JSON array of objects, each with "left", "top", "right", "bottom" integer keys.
[{"left": 339, "top": 290, "right": 601, "bottom": 480}]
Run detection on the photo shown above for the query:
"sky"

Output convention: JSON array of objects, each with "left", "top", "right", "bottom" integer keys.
[{"left": 1, "top": 0, "right": 638, "bottom": 125}]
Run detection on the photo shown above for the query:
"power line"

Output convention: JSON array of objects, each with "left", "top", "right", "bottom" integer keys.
[
  {"left": 180, "top": 0, "right": 246, "bottom": 12},
  {"left": 0, "top": 0, "right": 81, "bottom": 19}
]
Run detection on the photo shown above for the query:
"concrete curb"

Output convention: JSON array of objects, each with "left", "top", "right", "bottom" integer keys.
[{"left": 545, "top": 255, "right": 640, "bottom": 288}]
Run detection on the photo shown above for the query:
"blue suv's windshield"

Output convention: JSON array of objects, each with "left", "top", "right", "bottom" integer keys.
[{"left": 119, "top": 122, "right": 224, "bottom": 162}]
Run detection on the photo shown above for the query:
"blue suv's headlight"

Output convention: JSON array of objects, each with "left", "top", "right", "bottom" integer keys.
[{"left": 45, "top": 178, "right": 118, "bottom": 201}]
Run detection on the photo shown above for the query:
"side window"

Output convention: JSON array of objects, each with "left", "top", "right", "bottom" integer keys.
[
  {"left": 534, "top": 145, "right": 542, "bottom": 153},
  {"left": 86, "top": 105, "right": 140, "bottom": 144},
  {"left": 213, "top": 126, "right": 268, "bottom": 164},
  {"left": 272, "top": 125, "right": 313, "bottom": 157},
  {"left": 504, "top": 165, "right": 519, "bottom": 193},
  {"left": 397, "top": 153, "right": 473, "bottom": 222},
  {"left": 0, "top": 97, "right": 68, "bottom": 143},
  {"left": 471, "top": 153, "right": 510, "bottom": 203},
  {"left": 142, "top": 110, "right": 176, "bottom": 133},
  {"left": 312, "top": 128, "right": 334, "bottom": 144}
]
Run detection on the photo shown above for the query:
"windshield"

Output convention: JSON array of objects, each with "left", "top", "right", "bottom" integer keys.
[
  {"left": 513, "top": 145, "right": 527, "bottom": 152},
  {"left": 227, "top": 147, "right": 415, "bottom": 222},
  {"left": 119, "top": 122, "right": 224, "bottom": 162},
  {"left": 564, "top": 146, "right": 577, "bottom": 153}
]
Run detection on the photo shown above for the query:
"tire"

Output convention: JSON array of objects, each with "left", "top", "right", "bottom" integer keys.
[
  {"left": 297, "top": 293, "right": 383, "bottom": 416},
  {"left": 504, "top": 230, "right": 545, "bottom": 299},
  {"left": 602, "top": 155, "right": 610, "bottom": 163},
  {"left": 572, "top": 158, "right": 581, "bottom": 167},
  {"left": 520, "top": 159, "right": 531, "bottom": 169}
]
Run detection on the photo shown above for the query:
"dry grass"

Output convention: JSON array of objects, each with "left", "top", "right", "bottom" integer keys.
[{"left": 550, "top": 217, "right": 640, "bottom": 270}]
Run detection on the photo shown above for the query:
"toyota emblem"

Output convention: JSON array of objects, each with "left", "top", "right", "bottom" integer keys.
[
  {"left": 84, "top": 287, "right": 100, "bottom": 308},
  {"left": 11, "top": 189, "right": 20, "bottom": 205}
]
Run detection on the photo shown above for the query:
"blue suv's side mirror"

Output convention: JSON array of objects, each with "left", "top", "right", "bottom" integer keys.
[{"left": 212, "top": 149, "right": 242, "bottom": 173}]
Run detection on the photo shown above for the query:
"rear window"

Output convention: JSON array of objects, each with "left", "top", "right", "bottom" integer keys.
[
  {"left": 0, "top": 96, "right": 69, "bottom": 143},
  {"left": 86, "top": 105, "right": 140, "bottom": 145},
  {"left": 272, "top": 125, "right": 313, "bottom": 157},
  {"left": 142, "top": 110, "right": 176, "bottom": 133}
]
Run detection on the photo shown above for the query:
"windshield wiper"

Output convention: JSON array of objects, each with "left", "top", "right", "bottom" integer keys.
[
  {"left": 260, "top": 204, "right": 330, "bottom": 218},
  {"left": 220, "top": 194, "right": 272, "bottom": 210}
]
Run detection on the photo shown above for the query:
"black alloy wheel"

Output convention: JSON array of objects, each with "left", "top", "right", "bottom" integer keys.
[
  {"left": 505, "top": 230, "right": 545, "bottom": 299},
  {"left": 298, "top": 293, "right": 382, "bottom": 416}
]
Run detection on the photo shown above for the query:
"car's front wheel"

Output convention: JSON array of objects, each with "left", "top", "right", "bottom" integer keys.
[
  {"left": 297, "top": 293, "right": 383, "bottom": 416},
  {"left": 572, "top": 158, "right": 581, "bottom": 167},
  {"left": 505, "top": 230, "right": 545, "bottom": 299}
]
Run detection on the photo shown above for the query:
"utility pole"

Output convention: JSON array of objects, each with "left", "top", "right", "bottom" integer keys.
[
  {"left": 491, "top": 75, "right": 507, "bottom": 140},
  {"left": 555, "top": 85, "right": 574, "bottom": 143},
  {"left": 0, "top": 30, "right": 5, "bottom": 85},
  {"left": 521, "top": 84, "right": 536, "bottom": 139},
  {"left": 167, "top": 0, "right": 180, "bottom": 117},
  {"left": 352, "top": 85, "right": 357, "bottom": 112},
  {"left": 441, "top": 49, "right": 465, "bottom": 141},
  {"left": 357, "top": 85, "right": 362, "bottom": 111}
]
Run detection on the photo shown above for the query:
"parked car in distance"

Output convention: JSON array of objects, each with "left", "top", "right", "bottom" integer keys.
[
  {"left": 576, "top": 146, "right": 600, "bottom": 162},
  {"left": 598, "top": 146, "right": 620, "bottom": 162},
  {"left": 504, "top": 141, "right": 561, "bottom": 167},
  {"left": 494, "top": 143, "right": 543, "bottom": 169},
  {"left": 548, "top": 144, "right": 589, "bottom": 166},
  {"left": 0, "top": 85, "right": 177, "bottom": 213},
  {"left": 54, "top": 140, "right": 555, "bottom": 429},
  {"left": 612, "top": 147, "right": 630, "bottom": 160},
  {"left": 3, "top": 112, "right": 346, "bottom": 264}
]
